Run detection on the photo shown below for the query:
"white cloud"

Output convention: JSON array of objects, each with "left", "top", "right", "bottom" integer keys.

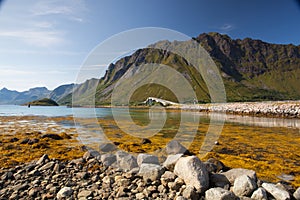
[
  {"left": 0, "top": 30, "right": 65, "bottom": 47},
  {"left": 219, "top": 23, "right": 234, "bottom": 32},
  {"left": 33, "top": 21, "right": 54, "bottom": 29},
  {"left": 31, "top": 0, "right": 87, "bottom": 22}
]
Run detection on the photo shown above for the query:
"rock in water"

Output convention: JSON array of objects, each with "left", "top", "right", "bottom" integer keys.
[
  {"left": 99, "top": 143, "right": 117, "bottom": 152},
  {"left": 262, "top": 182, "right": 290, "bottom": 200},
  {"left": 57, "top": 187, "right": 73, "bottom": 199},
  {"left": 205, "top": 187, "right": 238, "bottom": 200},
  {"left": 174, "top": 156, "right": 209, "bottom": 193},
  {"left": 166, "top": 140, "right": 189, "bottom": 155},
  {"left": 233, "top": 175, "right": 257, "bottom": 196}
]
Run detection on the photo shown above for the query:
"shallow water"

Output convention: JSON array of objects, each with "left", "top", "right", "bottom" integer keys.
[{"left": 1, "top": 105, "right": 300, "bottom": 186}]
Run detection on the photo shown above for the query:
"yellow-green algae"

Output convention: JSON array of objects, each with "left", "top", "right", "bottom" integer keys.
[
  {"left": 0, "top": 116, "right": 84, "bottom": 168},
  {"left": 1, "top": 112, "right": 299, "bottom": 188}
]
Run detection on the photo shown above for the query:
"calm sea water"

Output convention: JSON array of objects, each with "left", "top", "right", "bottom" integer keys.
[
  {"left": 0, "top": 105, "right": 112, "bottom": 118},
  {"left": 0, "top": 105, "right": 300, "bottom": 129}
]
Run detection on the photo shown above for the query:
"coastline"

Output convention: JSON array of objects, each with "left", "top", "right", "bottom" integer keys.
[{"left": 0, "top": 103, "right": 300, "bottom": 199}]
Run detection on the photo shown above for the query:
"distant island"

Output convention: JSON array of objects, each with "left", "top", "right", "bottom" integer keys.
[{"left": 23, "top": 98, "right": 59, "bottom": 106}]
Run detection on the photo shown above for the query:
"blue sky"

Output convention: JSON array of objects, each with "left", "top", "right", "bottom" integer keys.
[{"left": 0, "top": 0, "right": 299, "bottom": 91}]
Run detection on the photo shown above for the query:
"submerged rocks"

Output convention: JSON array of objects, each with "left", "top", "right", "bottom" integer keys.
[
  {"left": 174, "top": 156, "right": 209, "bottom": 193},
  {"left": 166, "top": 140, "right": 190, "bottom": 155}
]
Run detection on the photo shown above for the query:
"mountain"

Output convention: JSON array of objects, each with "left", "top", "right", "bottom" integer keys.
[
  {"left": 0, "top": 87, "right": 51, "bottom": 105},
  {"left": 0, "top": 84, "right": 74, "bottom": 105},
  {"left": 0, "top": 88, "right": 19, "bottom": 104},
  {"left": 49, "top": 83, "right": 75, "bottom": 102},
  {"left": 60, "top": 32, "right": 300, "bottom": 106}
]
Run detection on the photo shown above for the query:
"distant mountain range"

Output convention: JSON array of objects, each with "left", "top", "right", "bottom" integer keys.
[
  {"left": 0, "top": 84, "right": 75, "bottom": 105},
  {"left": 2, "top": 32, "right": 300, "bottom": 106}
]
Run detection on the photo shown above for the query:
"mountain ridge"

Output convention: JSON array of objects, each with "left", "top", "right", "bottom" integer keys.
[{"left": 65, "top": 32, "right": 300, "bottom": 105}]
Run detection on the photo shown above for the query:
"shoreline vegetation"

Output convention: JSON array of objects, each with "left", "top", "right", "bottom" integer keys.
[{"left": 0, "top": 101, "right": 299, "bottom": 199}]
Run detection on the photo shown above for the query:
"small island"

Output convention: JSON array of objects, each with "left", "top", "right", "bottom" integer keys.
[{"left": 23, "top": 98, "right": 59, "bottom": 106}]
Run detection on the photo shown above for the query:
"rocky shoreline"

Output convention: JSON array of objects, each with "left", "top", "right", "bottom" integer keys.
[
  {"left": 1, "top": 141, "right": 299, "bottom": 200},
  {"left": 177, "top": 101, "right": 300, "bottom": 118}
]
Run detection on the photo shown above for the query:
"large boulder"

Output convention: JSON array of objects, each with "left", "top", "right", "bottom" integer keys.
[
  {"left": 222, "top": 168, "right": 257, "bottom": 185},
  {"left": 205, "top": 187, "right": 238, "bottom": 200},
  {"left": 174, "top": 156, "right": 209, "bottom": 193},
  {"left": 138, "top": 163, "right": 165, "bottom": 182},
  {"left": 232, "top": 175, "right": 257, "bottom": 196},
  {"left": 262, "top": 182, "right": 290, "bottom": 200}
]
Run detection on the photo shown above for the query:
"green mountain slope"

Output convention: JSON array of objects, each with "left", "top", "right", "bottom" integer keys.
[{"left": 61, "top": 32, "right": 300, "bottom": 106}]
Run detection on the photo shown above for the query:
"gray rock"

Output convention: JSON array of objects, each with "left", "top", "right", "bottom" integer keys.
[
  {"left": 99, "top": 143, "right": 117, "bottom": 152},
  {"left": 36, "top": 154, "right": 49, "bottom": 165},
  {"left": 262, "top": 182, "right": 290, "bottom": 200},
  {"left": 182, "top": 185, "right": 198, "bottom": 200},
  {"left": 251, "top": 187, "right": 268, "bottom": 200},
  {"left": 233, "top": 175, "right": 257, "bottom": 196},
  {"left": 210, "top": 174, "right": 230, "bottom": 188},
  {"left": 166, "top": 140, "right": 189, "bottom": 155},
  {"left": 101, "top": 153, "right": 116, "bottom": 166},
  {"left": 294, "top": 187, "right": 300, "bottom": 200},
  {"left": 138, "top": 163, "right": 165, "bottom": 182},
  {"left": 161, "top": 171, "right": 177, "bottom": 186},
  {"left": 163, "top": 154, "right": 183, "bottom": 171},
  {"left": 174, "top": 156, "right": 209, "bottom": 193},
  {"left": 83, "top": 150, "right": 101, "bottom": 160},
  {"left": 168, "top": 177, "right": 184, "bottom": 191},
  {"left": 205, "top": 187, "right": 238, "bottom": 200},
  {"left": 117, "top": 153, "right": 138, "bottom": 171},
  {"left": 222, "top": 168, "right": 257, "bottom": 185},
  {"left": 1, "top": 171, "right": 14, "bottom": 180},
  {"left": 135, "top": 192, "right": 145, "bottom": 199},
  {"left": 137, "top": 153, "right": 159, "bottom": 166},
  {"left": 78, "top": 190, "right": 92, "bottom": 198},
  {"left": 176, "top": 196, "right": 187, "bottom": 200},
  {"left": 57, "top": 187, "right": 73, "bottom": 199},
  {"left": 102, "top": 176, "right": 114, "bottom": 185},
  {"left": 39, "top": 161, "right": 55, "bottom": 171}
]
